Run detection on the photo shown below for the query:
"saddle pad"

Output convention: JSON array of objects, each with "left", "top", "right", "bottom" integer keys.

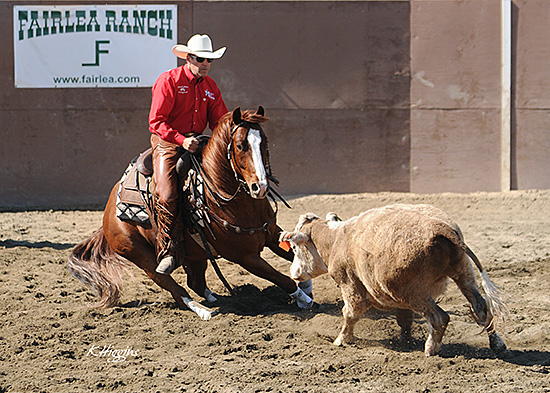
[{"left": 116, "top": 159, "right": 151, "bottom": 225}]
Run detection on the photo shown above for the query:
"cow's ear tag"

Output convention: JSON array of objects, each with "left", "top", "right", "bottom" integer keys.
[{"left": 279, "top": 241, "right": 291, "bottom": 252}]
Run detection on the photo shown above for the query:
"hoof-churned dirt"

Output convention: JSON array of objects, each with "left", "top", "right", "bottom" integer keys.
[{"left": 1, "top": 191, "right": 549, "bottom": 392}]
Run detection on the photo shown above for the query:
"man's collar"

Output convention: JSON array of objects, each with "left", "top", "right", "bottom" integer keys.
[{"left": 183, "top": 64, "right": 203, "bottom": 83}]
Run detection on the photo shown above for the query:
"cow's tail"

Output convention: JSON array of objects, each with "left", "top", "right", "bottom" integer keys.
[
  {"left": 67, "top": 227, "right": 133, "bottom": 309},
  {"left": 465, "top": 247, "right": 508, "bottom": 333}
]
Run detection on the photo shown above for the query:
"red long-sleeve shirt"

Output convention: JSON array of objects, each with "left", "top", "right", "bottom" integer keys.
[{"left": 149, "top": 65, "right": 228, "bottom": 146}]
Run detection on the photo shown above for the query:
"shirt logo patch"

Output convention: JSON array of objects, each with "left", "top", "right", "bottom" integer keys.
[
  {"left": 178, "top": 85, "right": 189, "bottom": 94},
  {"left": 205, "top": 89, "right": 216, "bottom": 100}
]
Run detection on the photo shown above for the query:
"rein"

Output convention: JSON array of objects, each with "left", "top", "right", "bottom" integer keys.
[
  {"left": 182, "top": 114, "right": 289, "bottom": 294},
  {"left": 187, "top": 119, "right": 289, "bottom": 237},
  {"left": 208, "top": 193, "right": 279, "bottom": 235}
]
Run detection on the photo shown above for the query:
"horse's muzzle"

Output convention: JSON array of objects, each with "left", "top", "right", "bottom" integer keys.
[{"left": 250, "top": 181, "right": 268, "bottom": 199}]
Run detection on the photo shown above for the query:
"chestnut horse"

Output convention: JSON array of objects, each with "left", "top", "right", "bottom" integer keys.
[{"left": 68, "top": 107, "right": 313, "bottom": 320}]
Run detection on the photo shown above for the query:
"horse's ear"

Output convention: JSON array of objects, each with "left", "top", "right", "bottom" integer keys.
[
  {"left": 256, "top": 106, "right": 265, "bottom": 117},
  {"left": 232, "top": 107, "right": 242, "bottom": 124}
]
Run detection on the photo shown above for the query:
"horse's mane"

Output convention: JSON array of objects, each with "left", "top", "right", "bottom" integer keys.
[{"left": 201, "top": 109, "right": 269, "bottom": 195}]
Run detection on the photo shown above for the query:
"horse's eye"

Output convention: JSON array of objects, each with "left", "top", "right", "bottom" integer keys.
[{"left": 236, "top": 141, "right": 248, "bottom": 152}]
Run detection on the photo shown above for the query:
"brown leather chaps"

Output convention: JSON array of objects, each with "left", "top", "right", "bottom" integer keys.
[{"left": 150, "top": 134, "right": 182, "bottom": 262}]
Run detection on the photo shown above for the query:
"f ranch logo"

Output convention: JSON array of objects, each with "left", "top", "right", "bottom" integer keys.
[{"left": 17, "top": 8, "right": 173, "bottom": 41}]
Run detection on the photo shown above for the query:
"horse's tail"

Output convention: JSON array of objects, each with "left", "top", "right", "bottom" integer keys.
[{"left": 67, "top": 227, "right": 133, "bottom": 309}]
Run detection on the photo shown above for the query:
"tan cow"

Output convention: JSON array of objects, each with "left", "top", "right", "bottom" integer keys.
[{"left": 280, "top": 204, "right": 507, "bottom": 356}]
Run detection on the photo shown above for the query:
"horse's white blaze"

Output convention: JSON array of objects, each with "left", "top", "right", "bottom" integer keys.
[{"left": 248, "top": 129, "right": 268, "bottom": 196}]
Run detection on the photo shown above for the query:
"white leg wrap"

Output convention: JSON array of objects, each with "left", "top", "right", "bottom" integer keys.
[
  {"left": 290, "top": 287, "right": 313, "bottom": 309},
  {"left": 298, "top": 279, "right": 313, "bottom": 297},
  {"left": 181, "top": 296, "right": 215, "bottom": 321}
]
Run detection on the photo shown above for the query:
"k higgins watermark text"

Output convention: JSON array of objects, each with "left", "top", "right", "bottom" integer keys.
[{"left": 86, "top": 344, "right": 139, "bottom": 362}]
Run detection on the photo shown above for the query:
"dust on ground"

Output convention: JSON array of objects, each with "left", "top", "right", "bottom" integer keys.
[{"left": 1, "top": 191, "right": 549, "bottom": 392}]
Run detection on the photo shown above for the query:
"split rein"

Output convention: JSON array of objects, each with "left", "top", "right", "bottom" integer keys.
[{"left": 189, "top": 121, "right": 290, "bottom": 236}]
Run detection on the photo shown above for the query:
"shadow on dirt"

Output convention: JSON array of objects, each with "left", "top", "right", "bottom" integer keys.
[
  {"left": 207, "top": 284, "right": 346, "bottom": 318},
  {"left": 373, "top": 337, "right": 550, "bottom": 367},
  {"left": 0, "top": 239, "right": 75, "bottom": 250}
]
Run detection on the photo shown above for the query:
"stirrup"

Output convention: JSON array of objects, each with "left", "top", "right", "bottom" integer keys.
[{"left": 156, "top": 255, "right": 176, "bottom": 275}]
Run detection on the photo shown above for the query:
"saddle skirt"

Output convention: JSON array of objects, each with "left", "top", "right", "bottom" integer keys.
[
  {"left": 116, "top": 148, "right": 214, "bottom": 252},
  {"left": 116, "top": 153, "right": 152, "bottom": 225}
]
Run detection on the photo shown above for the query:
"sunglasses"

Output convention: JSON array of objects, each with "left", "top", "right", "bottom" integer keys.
[{"left": 189, "top": 54, "right": 214, "bottom": 64}]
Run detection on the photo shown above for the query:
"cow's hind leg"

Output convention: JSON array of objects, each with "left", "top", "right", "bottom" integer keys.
[
  {"left": 334, "top": 279, "right": 370, "bottom": 346},
  {"left": 422, "top": 299, "right": 450, "bottom": 356},
  {"left": 396, "top": 308, "right": 414, "bottom": 342},
  {"left": 453, "top": 267, "right": 507, "bottom": 355}
]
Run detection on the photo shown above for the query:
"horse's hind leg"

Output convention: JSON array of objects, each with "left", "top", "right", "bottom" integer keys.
[{"left": 116, "top": 240, "right": 216, "bottom": 320}]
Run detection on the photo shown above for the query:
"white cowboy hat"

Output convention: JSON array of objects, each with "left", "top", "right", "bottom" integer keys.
[{"left": 172, "top": 34, "right": 226, "bottom": 60}]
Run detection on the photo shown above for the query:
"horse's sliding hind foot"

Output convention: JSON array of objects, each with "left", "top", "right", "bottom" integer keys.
[{"left": 180, "top": 296, "right": 218, "bottom": 320}]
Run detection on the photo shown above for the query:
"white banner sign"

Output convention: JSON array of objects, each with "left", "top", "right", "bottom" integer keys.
[{"left": 14, "top": 4, "right": 177, "bottom": 88}]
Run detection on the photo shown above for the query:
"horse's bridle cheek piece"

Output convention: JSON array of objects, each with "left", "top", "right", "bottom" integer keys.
[{"left": 227, "top": 122, "right": 273, "bottom": 196}]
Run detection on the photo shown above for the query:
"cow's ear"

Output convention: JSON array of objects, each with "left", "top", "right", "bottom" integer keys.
[
  {"left": 279, "top": 231, "right": 291, "bottom": 242},
  {"left": 295, "top": 213, "right": 319, "bottom": 231},
  {"left": 326, "top": 212, "right": 342, "bottom": 222},
  {"left": 279, "top": 231, "right": 308, "bottom": 246}
]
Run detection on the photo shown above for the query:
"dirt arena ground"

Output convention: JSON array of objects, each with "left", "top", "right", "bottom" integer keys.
[{"left": 1, "top": 190, "right": 549, "bottom": 392}]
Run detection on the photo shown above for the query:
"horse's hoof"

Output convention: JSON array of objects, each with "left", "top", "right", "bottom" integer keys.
[
  {"left": 204, "top": 288, "right": 218, "bottom": 303},
  {"left": 308, "top": 302, "right": 324, "bottom": 312},
  {"left": 198, "top": 308, "right": 219, "bottom": 321},
  {"left": 489, "top": 333, "right": 508, "bottom": 356}
]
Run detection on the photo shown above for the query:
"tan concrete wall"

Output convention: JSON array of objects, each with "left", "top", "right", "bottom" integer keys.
[
  {"left": 513, "top": 0, "right": 550, "bottom": 190},
  {"left": 1, "top": 0, "right": 549, "bottom": 209},
  {"left": 410, "top": 0, "right": 550, "bottom": 193},
  {"left": 201, "top": 1, "right": 411, "bottom": 195},
  {"left": 410, "top": 0, "right": 501, "bottom": 193}
]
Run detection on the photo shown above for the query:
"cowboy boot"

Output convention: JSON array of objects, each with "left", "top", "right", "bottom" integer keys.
[{"left": 154, "top": 199, "right": 178, "bottom": 275}]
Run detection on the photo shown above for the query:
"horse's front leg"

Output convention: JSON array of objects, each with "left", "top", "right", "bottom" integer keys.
[
  {"left": 266, "top": 225, "right": 294, "bottom": 262},
  {"left": 239, "top": 253, "right": 313, "bottom": 309}
]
